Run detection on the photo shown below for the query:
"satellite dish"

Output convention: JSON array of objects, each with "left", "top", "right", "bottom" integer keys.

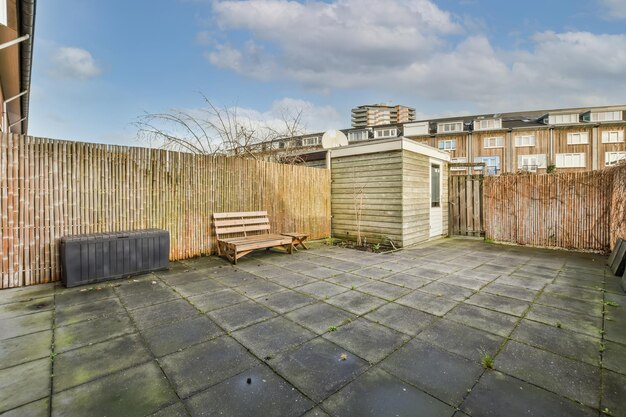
[{"left": 321, "top": 130, "right": 349, "bottom": 149}]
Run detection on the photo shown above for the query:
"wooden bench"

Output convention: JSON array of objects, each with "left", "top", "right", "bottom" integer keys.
[{"left": 213, "top": 211, "right": 294, "bottom": 264}]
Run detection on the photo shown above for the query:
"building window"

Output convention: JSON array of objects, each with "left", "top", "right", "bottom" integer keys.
[
  {"left": 515, "top": 134, "right": 536, "bottom": 147},
  {"left": 437, "top": 122, "right": 463, "bottom": 133},
  {"left": 483, "top": 136, "right": 504, "bottom": 148},
  {"left": 450, "top": 157, "right": 468, "bottom": 171},
  {"left": 606, "top": 152, "right": 626, "bottom": 166},
  {"left": 555, "top": 153, "right": 586, "bottom": 168},
  {"left": 475, "top": 156, "right": 500, "bottom": 175},
  {"left": 438, "top": 139, "right": 457, "bottom": 151},
  {"left": 591, "top": 111, "right": 622, "bottom": 122},
  {"left": 302, "top": 136, "right": 320, "bottom": 146},
  {"left": 602, "top": 131, "right": 625, "bottom": 143},
  {"left": 518, "top": 154, "right": 547, "bottom": 171},
  {"left": 374, "top": 128, "right": 397, "bottom": 138},
  {"left": 348, "top": 130, "right": 369, "bottom": 141},
  {"left": 567, "top": 132, "right": 589, "bottom": 145},
  {"left": 0, "top": 0, "right": 6, "bottom": 26},
  {"left": 431, "top": 164, "right": 440, "bottom": 207},
  {"left": 549, "top": 114, "right": 579, "bottom": 124},
  {"left": 474, "top": 119, "right": 502, "bottom": 131}
]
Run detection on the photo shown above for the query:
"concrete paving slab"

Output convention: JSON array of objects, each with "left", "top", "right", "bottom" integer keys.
[
  {"left": 51, "top": 362, "right": 176, "bottom": 417},
  {"left": 115, "top": 280, "right": 180, "bottom": 310},
  {"left": 365, "top": 303, "right": 435, "bottom": 336},
  {"left": 0, "top": 398, "right": 49, "bottom": 417},
  {"left": 149, "top": 402, "right": 189, "bottom": 417},
  {"left": 159, "top": 336, "right": 259, "bottom": 398},
  {"left": 496, "top": 340, "right": 600, "bottom": 408},
  {"left": 231, "top": 316, "right": 316, "bottom": 359},
  {"left": 396, "top": 291, "right": 459, "bottom": 316},
  {"left": 602, "top": 341, "right": 626, "bottom": 375},
  {"left": 465, "top": 292, "right": 530, "bottom": 317},
  {"left": 301, "top": 407, "right": 331, "bottom": 417},
  {"left": 186, "top": 288, "right": 247, "bottom": 313},
  {"left": 446, "top": 304, "right": 519, "bottom": 337},
  {"left": 0, "top": 330, "right": 52, "bottom": 370},
  {"left": 462, "top": 370, "right": 596, "bottom": 417},
  {"left": 511, "top": 319, "right": 601, "bottom": 366},
  {"left": 185, "top": 364, "right": 313, "bottom": 417},
  {"left": 141, "top": 315, "right": 224, "bottom": 357},
  {"left": 482, "top": 281, "right": 538, "bottom": 302},
  {"left": 322, "top": 367, "right": 454, "bottom": 417},
  {"left": 256, "top": 290, "right": 316, "bottom": 314},
  {"left": 235, "top": 280, "right": 287, "bottom": 299},
  {"left": 54, "top": 287, "right": 116, "bottom": 308},
  {"left": 357, "top": 281, "right": 411, "bottom": 300},
  {"left": 130, "top": 299, "right": 200, "bottom": 330},
  {"left": 536, "top": 292, "right": 602, "bottom": 317},
  {"left": 0, "top": 358, "right": 50, "bottom": 414},
  {"left": 601, "top": 369, "right": 626, "bottom": 417},
  {"left": 420, "top": 282, "right": 475, "bottom": 301},
  {"left": 171, "top": 279, "right": 225, "bottom": 298},
  {"left": 381, "top": 339, "right": 483, "bottom": 405},
  {"left": 0, "top": 296, "right": 54, "bottom": 320},
  {"left": 54, "top": 314, "right": 135, "bottom": 353},
  {"left": 266, "top": 272, "right": 317, "bottom": 288},
  {"left": 208, "top": 300, "right": 276, "bottom": 332},
  {"left": 382, "top": 272, "right": 431, "bottom": 289},
  {"left": 325, "top": 291, "right": 387, "bottom": 316},
  {"left": 325, "top": 273, "right": 372, "bottom": 288},
  {"left": 526, "top": 304, "right": 603, "bottom": 338},
  {"left": 0, "top": 310, "right": 52, "bottom": 340},
  {"left": 55, "top": 298, "right": 125, "bottom": 327},
  {"left": 271, "top": 338, "right": 369, "bottom": 401},
  {"left": 323, "top": 318, "right": 409, "bottom": 363},
  {"left": 53, "top": 333, "right": 152, "bottom": 392},
  {"left": 297, "top": 282, "right": 348, "bottom": 299},
  {"left": 416, "top": 319, "right": 504, "bottom": 363},
  {"left": 0, "top": 284, "right": 55, "bottom": 306},
  {"left": 285, "top": 302, "right": 356, "bottom": 334}
]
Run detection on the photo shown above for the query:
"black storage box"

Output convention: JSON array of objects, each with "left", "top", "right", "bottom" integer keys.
[{"left": 60, "top": 229, "right": 170, "bottom": 287}]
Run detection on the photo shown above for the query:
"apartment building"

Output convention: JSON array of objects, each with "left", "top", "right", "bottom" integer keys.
[
  {"left": 0, "top": 0, "right": 35, "bottom": 134},
  {"left": 351, "top": 104, "right": 416, "bottom": 128},
  {"left": 274, "top": 104, "right": 626, "bottom": 175}
]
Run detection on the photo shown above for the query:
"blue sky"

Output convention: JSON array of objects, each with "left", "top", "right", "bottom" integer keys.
[{"left": 29, "top": 0, "right": 626, "bottom": 145}]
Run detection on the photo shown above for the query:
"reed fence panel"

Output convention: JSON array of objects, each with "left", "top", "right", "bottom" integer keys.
[
  {"left": 484, "top": 165, "right": 626, "bottom": 252},
  {"left": 0, "top": 134, "right": 331, "bottom": 288}
]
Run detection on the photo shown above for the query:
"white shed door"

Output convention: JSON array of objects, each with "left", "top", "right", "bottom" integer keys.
[{"left": 430, "top": 163, "right": 443, "bottom": 237}]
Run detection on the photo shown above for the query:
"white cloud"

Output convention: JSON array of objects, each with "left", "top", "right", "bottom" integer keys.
[
  {"left": 600, "top": 0, "right": 626, "bottom": 19},
  {"left": 205, "top": 0, "right": 626, "bottom": 111},
  {"left": 48, "top": 47, "right": 103, "bottom": 80}
]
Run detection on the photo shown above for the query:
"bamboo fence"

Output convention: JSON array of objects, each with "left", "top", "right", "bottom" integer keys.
[
  {"left": 0, "top": 134, "right": 331, "bottom": 289},
  {"left": 484, "top": 164, "right": 626, "bottom": 252}
]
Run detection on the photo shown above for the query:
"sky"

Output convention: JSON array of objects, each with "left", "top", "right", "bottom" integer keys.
[{"left": 28, "top": 0, "right": 626, "bottom": 145}]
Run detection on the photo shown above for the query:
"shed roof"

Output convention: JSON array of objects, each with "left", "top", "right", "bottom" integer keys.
[{"left": 328, "top": 137, "right": 450, "bottom": 162}]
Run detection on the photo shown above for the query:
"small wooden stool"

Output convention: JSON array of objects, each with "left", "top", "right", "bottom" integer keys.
[{"left": 281, "top": 232, "right": 309, "bottom": 250}]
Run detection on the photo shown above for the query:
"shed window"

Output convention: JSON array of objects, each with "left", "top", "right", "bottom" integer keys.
[
  {"left": 515, "top": 135, "right": 536, "bottom": 147},
  {"left": 438, "top": 139, "right": 456, "bottom": 151},
  {"left": 483, "top": 136, "right": 504, "bottom": 148},
  {"left": 437, "top": 122, "right": 463, "bottom": 133},
  {"left": 555, "top": 153, "right": 585, "bottom": 168},
  {"left": 431, "top": 164, "right": 441, "bottom": 207},
  {"left": 602, "top": 131, "right": 624, "bottom": 143},
  {"left": 567, "top": 132, "right": 589, "bottom": 145}
]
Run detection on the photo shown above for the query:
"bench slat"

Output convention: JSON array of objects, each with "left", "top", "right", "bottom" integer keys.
[
  {"left": 216, "top": 224, "right": 270, "bottom": 235},
  {"left": 214, "top": 218, "right": 270, "bottom": 228},
  {"left": 213, "top": 211, "right": 268, "bottom": 219}
]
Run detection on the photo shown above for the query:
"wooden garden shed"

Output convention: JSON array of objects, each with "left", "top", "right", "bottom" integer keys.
[{"left": 328, "top": 137, "right": 450, "bottom": 247}]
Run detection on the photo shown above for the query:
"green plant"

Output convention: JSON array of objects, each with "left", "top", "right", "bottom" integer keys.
[
  {"left": 372, "top": 243, "right": 381, "bottom": 253},
  {"left": 602, "top": 407, "right": 614, "bottom": 416},
  {"left": 351, "top": 285, "right": 356, "bottom": 290},
  {"left": 481, "top": 352, "right": 494, "bottom": 369},
  {"left": 599, "top": 343, "right": 606, "bottom": 353},
  {"left": 605, "top": 301, "right": 619, "bottom": 307},
  {"left": 547, "top": 164, "right": 556, "bottom": 173},
  {"left": 484, "top": 238, "right": 495, "bottom": 244},
  {"left": 555, "top": 321, "right": 562, "bottom": 328},
  {"left": 328, "top": 325, "right": 337, "bottom": 332}
]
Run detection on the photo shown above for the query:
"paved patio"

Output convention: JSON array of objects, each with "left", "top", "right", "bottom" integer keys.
[{"left": 0, "top": 238, "right": 625, "bottom": 417}]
